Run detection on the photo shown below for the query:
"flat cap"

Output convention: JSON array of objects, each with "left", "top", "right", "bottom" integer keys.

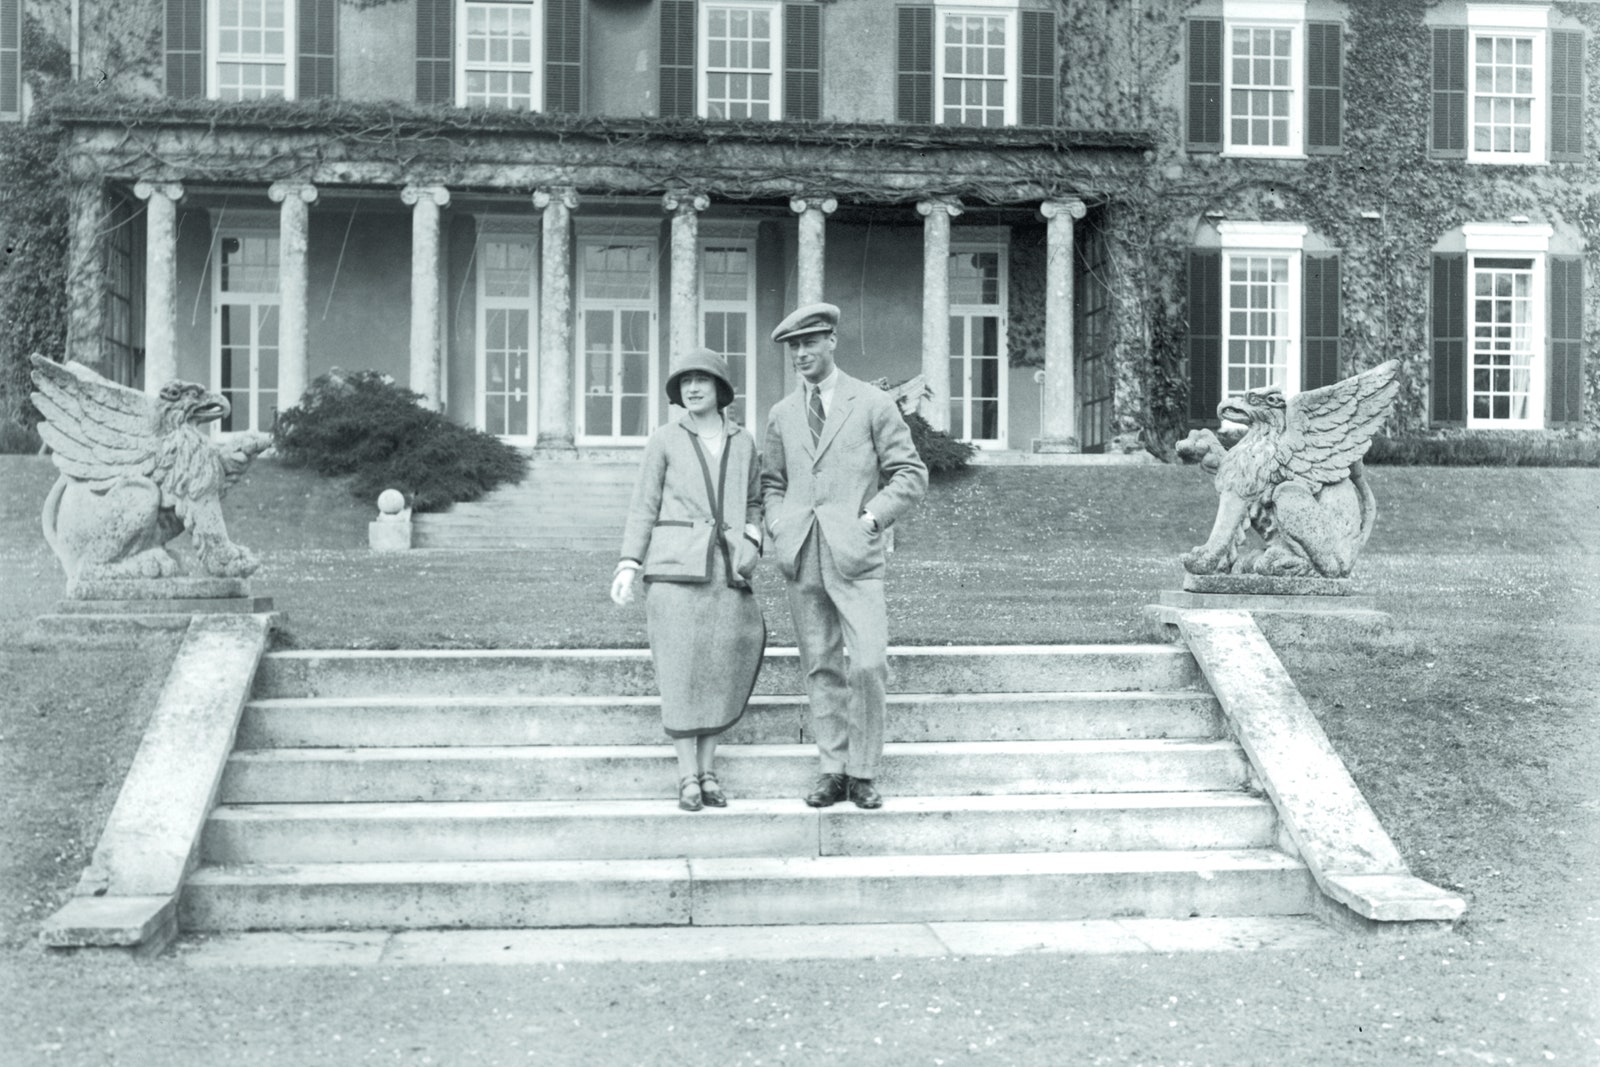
[{"left": 771, "top": 302, "right": 840, "bottom": 343}]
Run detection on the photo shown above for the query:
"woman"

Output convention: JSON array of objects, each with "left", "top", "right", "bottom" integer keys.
[{"left": 610, "top": 348, "right": 766, "bottom": 812}]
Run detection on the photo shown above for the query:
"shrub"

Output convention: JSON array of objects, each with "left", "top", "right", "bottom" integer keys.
[
  {"left": 273, "top": 370, "right": 528, "bottom": 512},
  {"left": 0, "top": 418, "right": 43, "bottom": 455},
  {"left": 903, "top": 410, "right": 977, "bottom": 475},
  {"left": 1365, "top": 432, "right": 1600, "bottom": 468}
]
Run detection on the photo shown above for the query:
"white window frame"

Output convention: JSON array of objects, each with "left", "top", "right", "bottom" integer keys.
[
  {"left": 1462, "top": 221, "right": 1552, "bottom": 429},
  {"left": 457, "top": 0, "right": 545, "bottom": 111},
  {"left": 935, "top": 3, "right": 1019, "bottom": 128},
  {"left": 698, "top": 224, "right": 759, "bottom": 428},
  {"left": 575, "top": 222, "right": 660, "bottom": 445},
  {"left": 698, "top": 0, "right": 784, "bottom": 120},
  {"left": 208, "top": 212, "right": 282, "bottom": 438},
  {"left": 474, "top": 219, "right": 541, "bottom": 444},
  {"left": 1221, "top": 0, "right": 1304, "bottom": 158},
  {"left": 1466, "top": 4, "right": 1550, "bottom": 166},
  {"left": 208, "top": 0, "right": 297, "bottom": 101},
  {"left": 1218, "top": 221, "right": 1306, "bottom": 400},
  {"left": 947, "top": 233, "right": 1010, "bottom": 447}
]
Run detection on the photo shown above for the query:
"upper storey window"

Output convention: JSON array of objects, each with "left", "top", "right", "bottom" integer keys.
[
  {"left": 897, "top": 3, "right": 1056, "bottom": 127},
  {"left": 702, "top": 1, "right": 782, "bottom": 119},
  {"left": 459, "top": 0, "right": 544, "bottom": 110},
  {"left": 659, "top": 0, "right": 818, "bottom": 120},
  {"left": 412, "top": 0, "right": 582, "bottom": 112},
  {"left": 211, "top": 0, "right": 296, "bottom": 99},
  {"left": 1186, "top": 1, "right": 1343, "bottom": 157},
  {"left": 164, "top": 0, "right": 336, "bottom": 101}
]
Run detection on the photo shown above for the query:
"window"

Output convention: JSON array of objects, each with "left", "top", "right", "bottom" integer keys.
[
  {"left": 699, "top": 234, "right": 757, "bottom": 426},
  {"left": 210, "top": 0, "right": 296, "bottom": 100},
  {"left": 947, "top": 240, "right": 1008, "bottom": 446},
  {"left": 104, "top": 197, "right": 140, "bottom": 388},
  {"left": 459, "top": 0, "right": 543, "bottom": 110},
  {"left": 211, "top": 222, "right": 281, "bottom": 435},
  {"left": 1432, "top": 6, "right": 1584, "bottom": 163},
  {"left": 1, "top": 0, "right": 20, "bottom": 121},
  {"left": 701, "top": 1, "right": 782, "bottom": 119},
  {"left": 475, "top": 227, "right": 539, "bottom": 440},
  {"left": 577, "top": 227, "right": 658, "bottom": 443},
  {"left": 1187, "top": 3, "right": 1342, "bottom": 155},
  {"left": 1469, "top": 256, "right": 1539, "bottom": 425},
  {"left": 897, "top": 3, "right": 1055, "bottom": 127}
]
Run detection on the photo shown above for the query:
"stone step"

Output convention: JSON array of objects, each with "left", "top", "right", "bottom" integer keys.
[
  {"left": 179, "top": 850, "right": 1315, "bottom": 930},
  {"left": 201, "top": 793, "right": 1279, "bottom": 864},
  {"left": 252, "top": 646, "right": 1206, "bottom": 700},
  {"left": 219, "top": 739, "right": 1251, "bottom": 803},
  {"left": 237, "top": 692, "right": 1225, "bottom": 749}
]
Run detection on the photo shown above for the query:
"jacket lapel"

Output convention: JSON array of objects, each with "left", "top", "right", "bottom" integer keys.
[
  {"left": 814, "top": 373, "right": 857, "bottom": 461},
  {"left": 791, "top": 388, "right": 817, "bottom": 460}
]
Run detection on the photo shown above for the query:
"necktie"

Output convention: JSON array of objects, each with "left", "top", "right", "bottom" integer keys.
[{"left": 807, "top": 386, "right": 825, "bottom": 444}]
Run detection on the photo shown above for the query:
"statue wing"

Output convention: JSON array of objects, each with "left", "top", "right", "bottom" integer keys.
[
  {"left": 29, "top": 356, "right": 162, "bottom": 489},
  {"left": 1272, "top": 360, "right": 1401, "bottom": 486}
]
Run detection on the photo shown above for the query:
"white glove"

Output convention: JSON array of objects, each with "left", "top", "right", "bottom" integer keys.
[{"left": 610, "top": 567, "right": 637, "bottom": 606}]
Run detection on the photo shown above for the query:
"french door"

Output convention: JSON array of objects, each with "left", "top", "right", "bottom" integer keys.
[
  {"left": 211, "top": 224, "right": 280, "bottom": 435},
  {"left": 947, "top": 241, "right": 1008, "bottom": 447},
  {"left": 475, "top": 232, "right": 538, "bottom": 443},
  {"left": 577, "top": 235, "right": 658, "bottom": 443}
]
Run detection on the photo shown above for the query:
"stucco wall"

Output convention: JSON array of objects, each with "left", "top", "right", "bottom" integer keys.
[
  {"left": 588, "top": 0, "right": 658, "bottom": 117},
  {"left": 341, "top": 1, "right": 416, "bottom": 104}
]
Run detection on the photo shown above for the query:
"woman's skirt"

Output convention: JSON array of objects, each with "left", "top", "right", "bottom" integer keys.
[{"left": 645, "top": 579, "right": 766, "bottom": 738}]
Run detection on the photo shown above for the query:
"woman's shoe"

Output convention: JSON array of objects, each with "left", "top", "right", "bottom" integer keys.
[
  {"left": 698, "top": 771, "right": 727, "bottom": 808},
  {"left": 678, "top": 775, "right": 703, "bottom": 812}
]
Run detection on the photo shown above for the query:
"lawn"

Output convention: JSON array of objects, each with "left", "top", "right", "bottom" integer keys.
[{"left": 0, "top": 455, "right": 1596, "bottom": 1065}]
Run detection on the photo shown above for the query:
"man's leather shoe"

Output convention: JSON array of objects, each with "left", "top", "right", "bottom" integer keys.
[
  {"left": 804, "top": 773, "right": 849, "bottom": 808},
  {"left": 847, "top": 777, "right": 883, "bottom": 809}
]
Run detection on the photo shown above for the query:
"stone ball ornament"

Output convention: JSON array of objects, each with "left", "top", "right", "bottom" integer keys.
[{"left": 378, "top": 489, "right": 407, "bottom": 515}]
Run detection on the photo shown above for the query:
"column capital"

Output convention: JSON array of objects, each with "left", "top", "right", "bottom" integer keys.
[
  {"left": 916, "top": 197, "right": 965, "bottom": 219},
  {"left": 1040, "top": 198, "right": 1088, "bottom": 221},
  {"left": 790, "top": 195, "right": 838, "bottom": 216},
  {"left": 532, "top": 186, "right": 580, "bottom": 211},
  {"left": 662, "top": 190, "right": 710, "bottom": 215},
  {"left": 268, "top": 181, "right": 319, "bottom": 205},
  {"left": 401, "top": 184, "right": 451, "bottom": 208},
  {"left": 133, "top": 180, "right": 185, "bottom": 203}
]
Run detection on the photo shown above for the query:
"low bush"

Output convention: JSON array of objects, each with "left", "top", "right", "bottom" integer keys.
[
  {"left": 0, "top": 418, "right": 43, "bottom": 455},
  {"left": 273, "top": 370, "right": 527, "bottom": 512},
  {"left": 903, "top": 410, "right": 977, "bottom": 475},
  {"left": 1365, "top": 432, "right": 1600, "bottom": 468}
]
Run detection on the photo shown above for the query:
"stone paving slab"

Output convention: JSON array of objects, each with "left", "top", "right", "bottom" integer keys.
[{"left": 173, "top": 917, "right": 1341, "bottom": 967}]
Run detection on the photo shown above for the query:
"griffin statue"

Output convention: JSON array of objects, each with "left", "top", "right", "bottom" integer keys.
[
  {"left": 30, "top": 355, "right": 272, "bottom": 583},
  {"left": 1177, "top": 360, "right": 1401, "bottom": 579}
]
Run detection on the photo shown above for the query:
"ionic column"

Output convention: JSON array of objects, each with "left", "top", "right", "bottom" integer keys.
[
  {"left": 916, "top": 197, "right": 963, "bottom": 431},
  {"left": 65, "top": 179, "right": 109, "bottom": 375},
  {"left": 664, "top": 190, "right": 709, "bottom": 364},
  {"left": 269, "top": 180, "right": 318, "bottom": 412},
  {"left": 788, "top": 195, "right": 837, "bottom": 306},
  {"left": 1035, "top": 198, "right": 1088, "bottom": 453},
  {"left": 133, "top": 180, "right": 185, "bottom": 394},
  {"left": 401, "top": 184, "right": 450, "bottom": 409},
  {"left": 533, "top": 186, "right": 579, "bottom": 453}
]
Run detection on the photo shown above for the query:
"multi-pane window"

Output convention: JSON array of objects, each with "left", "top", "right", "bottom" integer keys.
[
  {"left": 104, "top": 198, "right": 139, "bottom": 388},
  {"left": 701, "top": 1, "right": 781, "bottom": 119},
  {"left": 1469, "top": 257, "right": 1538, "bottom": 426},
  {"left": 460, "top": 0, "right": 542, "bottom": 110},
  {"left": 578, "top": 235, "right": 657, "bottom": 442},
  {"left": 213, "top": 228, "right": 281, "bottom": 434},
  {"left": 1472, "top": 34, "right": 1536, "bottom": 156},
  {"left": 1229, "top": 26, "right": 1293, "bottom": 148},
  {"left": 1224, "top": 254, "right": 1295, "bottom": 395},
  {"left": 477, "top": 235, "right": 538, "bottom": 440},
  {"left": 212, "top": 0, "right": 294, "bottom": 100},
  {"left": 700, "top": 240, "right": 756, "bottom": 425},
  {"left": 940, "top": 13, "right": 1009, "bottom": 127},
  {"left": 947, "top": 243, "right": 1007, "bottom": 446}
]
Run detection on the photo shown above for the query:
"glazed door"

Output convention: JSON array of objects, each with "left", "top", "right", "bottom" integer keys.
[
  {"left": 475, "top": 235, "right": 538, "bottom": 443},
  {"left": 577, "top": 237, "right": 658, "bottom": 443}
]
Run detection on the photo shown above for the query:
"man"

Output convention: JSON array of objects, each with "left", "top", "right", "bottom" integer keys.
[{"left": 760, "top": 302, "right": 928, "bottom": 810}]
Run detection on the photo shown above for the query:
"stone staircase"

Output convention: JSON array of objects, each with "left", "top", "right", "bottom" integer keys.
[
  {"left": 179, "top": 644, "right": 1321, "bottom": 933},
  {"left": 413, "top": 460, "right": 636, "bottom": 550}
]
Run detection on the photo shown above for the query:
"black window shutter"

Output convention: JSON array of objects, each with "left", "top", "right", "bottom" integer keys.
[
  {"left": 1430, "top": 27, "right": 1466, "bottom": 157},
  {"left": 1306, "top": 22, "right": 1341, "bottom": 153},
  {"left": 784, "top": 3, "right": 820, "bottom": 121},
  {"left": 298, "top": 0, "right": 336, "bottom": 100},
  {"left": 1550, "top": 31, "right": 1585, "bottom": 162},
  {"left": 415, "top": 0, "right": 453, "bottom": 105},
  {"left": 1302, "top": 253, "right": 1341, "bottom": 391},
  {"left": 1548, "top": 256, "right": 1585, "bottom": 427},
  {"left": 165, "top": 0, "right": 205, "bottom": 99},
  {"left": 1019, "top": 9, "right": 1056, "bottom": 127},
  {"left": 1187, "top": 19, "right": 1222, "bottom": 152},
  {"left": 1, "top": 0, "right": 20, "bottom": 116},
  {"left": 896, "top": 6, "right": 932, "bottom": 125},
  {"left": 1187, "top": 250, "right": 1223, "bottom": 424},
  {"left": 1429, "top": 253, "right": 1466, "bottom": 426},
  {"left": 546, "top": 0, "right": 583, "bottom": 114},
  {"left": 660, "top": 0, "right": 696, "bottom": 118}
]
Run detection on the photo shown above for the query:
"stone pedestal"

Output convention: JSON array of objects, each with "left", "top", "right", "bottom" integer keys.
[
  {"left": 29, "top": 578, "right": 278, "bottom": 644},
  {"left": 1143, "top": 575, "right": 1404, "bottom": 649},
  {"left": 370, "top": 517, "right": 414, "bottom": 552}
]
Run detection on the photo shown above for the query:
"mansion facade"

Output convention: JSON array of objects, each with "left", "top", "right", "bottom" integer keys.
[{"left": 8, "top": 0, "right": 1597, "bottom": 453}]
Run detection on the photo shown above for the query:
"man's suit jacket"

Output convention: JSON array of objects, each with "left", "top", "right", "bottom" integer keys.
[{"left": 760, "top": 371, "right": 928, "bottom": 581}]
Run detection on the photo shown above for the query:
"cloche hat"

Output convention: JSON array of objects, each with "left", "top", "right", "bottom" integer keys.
[{"left": 666, "top": 347, "right": 736, "bottom": 409}]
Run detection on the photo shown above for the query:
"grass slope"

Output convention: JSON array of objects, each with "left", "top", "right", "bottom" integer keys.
[{"left": 0, "top": 457, "right": 1596, "bottom": 1065}]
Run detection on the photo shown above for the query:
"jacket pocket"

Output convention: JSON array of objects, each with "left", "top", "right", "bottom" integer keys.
[{"left": 643, "top": 520, "right": 714, "bottom": 581}]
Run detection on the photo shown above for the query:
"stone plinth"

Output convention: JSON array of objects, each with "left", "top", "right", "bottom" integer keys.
[
  {"left": 370, "top": 519, "right": 414, "bottom": 553},
  {"left": 32, "top": 577, "right": 277, "bottom": 645},
  {"left": 1144, "top": 585, "right": 1404, "bottom": 649},
  {"left": 69, "top": 577, "right": 254, "bottom": 601},
  {"left": 1181, "top": 574, "right": 1353, "bottom": 597}
]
